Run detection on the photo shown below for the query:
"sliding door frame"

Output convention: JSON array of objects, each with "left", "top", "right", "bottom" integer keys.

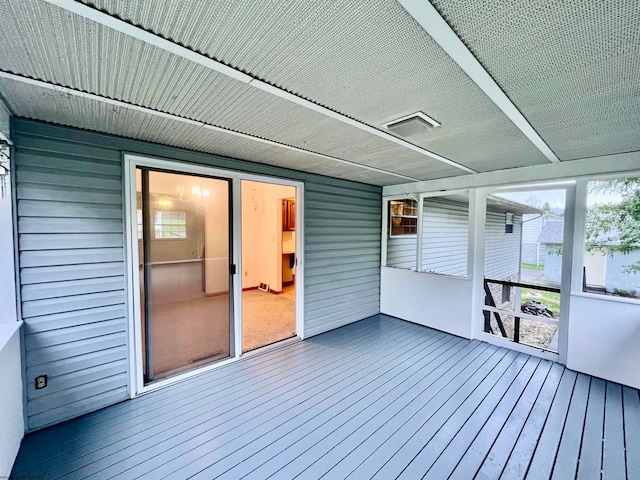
[{"left": 124, "top": 154, "right": 305, "bottom": 396}]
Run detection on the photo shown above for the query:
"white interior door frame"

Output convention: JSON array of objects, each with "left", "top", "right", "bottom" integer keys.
[{"left": 123, "top": 154, "right": 304, "bottom": 397}]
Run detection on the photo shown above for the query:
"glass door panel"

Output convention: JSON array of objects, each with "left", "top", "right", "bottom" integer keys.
[{"left": 137, "top": 168, "right": 232, "bottom": 384}]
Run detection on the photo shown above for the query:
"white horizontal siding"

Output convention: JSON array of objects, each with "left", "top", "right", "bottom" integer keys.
[
  {"left": 421, "top": 198, "right": 468, "bottom": 277},
  {"left": 484, "top": 211, "right": 522, "bottom": 280},
  {"left": 387, "top": 236, "right": 417, "bottom": 269}
]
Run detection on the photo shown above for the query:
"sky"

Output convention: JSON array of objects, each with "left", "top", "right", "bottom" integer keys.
[
  {"left": 495, "top": 188, "right": 623, "bottom": 210},
  {"left": 494, "top": 189, "right": 567, "bottom": 210}
]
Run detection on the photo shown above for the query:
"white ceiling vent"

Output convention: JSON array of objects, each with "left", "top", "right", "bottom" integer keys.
[{"left": 383, "top": 112, "right": 440, "bottom": 138}]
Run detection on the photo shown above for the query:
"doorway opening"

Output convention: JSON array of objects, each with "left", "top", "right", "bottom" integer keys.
[
  {"left": 241, "top": 180, "right": 297, "bottom": 352},
  {"left": 482, "top": 187, "right": 568, "bottom": 354}
]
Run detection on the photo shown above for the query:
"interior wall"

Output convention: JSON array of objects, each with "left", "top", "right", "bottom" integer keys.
[
  {"left": 241, "top": 181, "right": 295, "bottom": 293},
  {"left": 201, "top": 179, "right": 229, "bottom": 295},
  {"left": 241, "top": 181, "right": 261, "bottom": 289}
]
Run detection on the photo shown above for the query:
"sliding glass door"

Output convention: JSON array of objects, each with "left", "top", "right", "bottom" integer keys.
[{"left": 136, "top": 168, "right": 232, "bottom": 384}]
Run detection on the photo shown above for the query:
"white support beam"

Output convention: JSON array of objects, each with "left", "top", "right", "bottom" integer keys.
[
  {"left": 382, "top": 150, "right": 640, "bottom": 196},
  {"left": 398, "top": 0, "right": 560, "bottom": 164},
  {"left": 0, "top": 71, "right": 422, "bottom": 182},
  {"left": 43, "top": 0, "right": 476, "bottom": 175}
]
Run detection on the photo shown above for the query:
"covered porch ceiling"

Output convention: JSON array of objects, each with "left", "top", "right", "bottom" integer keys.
[{"left": 0, "top": 0, "right": 638, "bottom": 186}]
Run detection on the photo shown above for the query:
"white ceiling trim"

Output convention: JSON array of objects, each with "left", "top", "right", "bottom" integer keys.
[
  {"left": 383, "top": 150, "right": 640, "bottom": 196},
  {"left": 398, "top": 0, "right": 560, "bottom": 164},
  {"left": 0, "top": 71, "right": 422, "bottom": 181},
  {"left": 42, "top": 0, "right": 476, "bottom": 174}
]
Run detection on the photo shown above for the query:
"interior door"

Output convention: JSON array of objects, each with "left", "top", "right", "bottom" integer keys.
[{"left": 136, "top": 168, "right": 233, "bottom": 384}]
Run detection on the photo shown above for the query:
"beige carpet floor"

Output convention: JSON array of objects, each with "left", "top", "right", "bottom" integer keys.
[
  {"left": 145, "top": 285, "right": 296, "bottom": 378},
  {"left": 242, "top": 284, "right": 295, "bottom": 352},
  {"left": 148, "top": 294, "right": 231, "bottom": 380}
]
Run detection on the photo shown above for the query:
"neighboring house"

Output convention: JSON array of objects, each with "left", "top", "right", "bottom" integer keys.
[
  {"left": 537, "top": 220, "right": 565, "bottom": 284},
  {"left": 522, "top": 213, "right": 563, "bottom": 265},
  {"left": 387, "top": 195, "right": 540, "bottom": 313},
  {"left": 539, "top": 220, "right": 640, "bottom": 294},
  {"left": 388, "top": 196, "right": 540, "bottom": 282}
]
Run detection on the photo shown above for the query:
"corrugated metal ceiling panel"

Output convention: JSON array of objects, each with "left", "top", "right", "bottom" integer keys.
[
  {"left": 84, "top": 0, "right": 551, "bottom": 171},
  {"left": 430, "top": 0, "right": 640, "bottom": 161},
  {"left": 0, "top": 0, "right": 448, "bottom": 183},
  {"left": 0, "top": 76, "right": 403, "bottom": 185}
]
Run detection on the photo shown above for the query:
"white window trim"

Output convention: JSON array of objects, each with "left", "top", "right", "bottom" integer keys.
[{"left": 388, "top": 198, "right": 419, "bottom": 239}]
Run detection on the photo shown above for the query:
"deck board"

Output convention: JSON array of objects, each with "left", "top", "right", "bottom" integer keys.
[
  {"left": 11, "top": 314, "right": 637, "bottom": 479},
  {"left": 577, "top": 377, "right": 606, "bottom": 480},
  {"left": 551, "top": 373, "right": 592, "bottom": 479},
  {"left": 525, "top": 368, "right": 577, "bottom": 479},
  {"left": 623, "top": 387, "right": 640, "bottom": 480},
  {"left": 388, "top": 350, "right": 522, "bottom": 479},
  {"left": 603, "top": 382, "right": 626, "bottom": 480},
  {"left": 298, "top": 346, "right": 509, "bottom": 480}
]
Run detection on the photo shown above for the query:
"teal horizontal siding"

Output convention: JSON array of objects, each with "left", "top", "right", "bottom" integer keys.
[
  {"left": 14, "top": 118, "right": 381, "bottom": 431},
  {"left": 14, "top": 122, "right": 129, "bottom": 431}
]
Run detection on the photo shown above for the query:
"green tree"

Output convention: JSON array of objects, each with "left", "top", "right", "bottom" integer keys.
[{"left": 585, "top": 178, "right": 640, "bottom": 273}]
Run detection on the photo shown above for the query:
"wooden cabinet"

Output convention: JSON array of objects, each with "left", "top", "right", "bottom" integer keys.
[{"left": 282, "top": 199, "right": 295, "bottom": 231}]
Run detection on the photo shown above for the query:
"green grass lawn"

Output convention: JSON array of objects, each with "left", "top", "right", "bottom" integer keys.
[
  {"left": 521, "top": 288, "right": 561, "bottom": 317},
  {"left": 521, "top": 263, "right": 544, "bottom": 271}
]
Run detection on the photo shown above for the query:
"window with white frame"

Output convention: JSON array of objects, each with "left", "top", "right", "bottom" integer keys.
[
  {"left": 154, "top": 210, "right": 187, "bottom": 239},
  {"left": 389, "top": 199, "right": 418, "bottom": 237},
  {"left": 385, "top": 198, "right": 418, "bottom": 270}
]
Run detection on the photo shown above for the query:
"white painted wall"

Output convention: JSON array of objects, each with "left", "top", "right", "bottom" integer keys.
[
  {"left": 241, "top": 181, "right": 295, "bottom": 292},
  {"left": 380, "top": 267, "right": 474, "bottom": 339},
  {"left": 0, "top": 99, "right": 15, "bottom": 324},
  {"left": 0, "top": 325, "right": 23, "bottom": 477},
  {"left": 241, "top": 182, "right": 261, "bottom": 289},
  {"left": 0, "top": 99, "right": 24, "bottom": 477},
  {"left": 568, "top": 294, "right": 640, "bottom": 389},
  {"left": 202, "top": 179, "right": 230, "bottom": 295}
]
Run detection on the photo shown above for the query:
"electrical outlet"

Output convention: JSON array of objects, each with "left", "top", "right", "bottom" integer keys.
[{"left": 35, "top": 375, "right": 47, "bottom": 390}]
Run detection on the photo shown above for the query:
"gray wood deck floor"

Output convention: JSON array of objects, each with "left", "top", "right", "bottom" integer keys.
[{"left": 12, "top": 315, "right": 640, "bottom": 479}]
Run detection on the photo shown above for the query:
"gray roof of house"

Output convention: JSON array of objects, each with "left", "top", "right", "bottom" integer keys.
[{"left": 537, "top": 220, "right": 564, "bottom": 244}]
